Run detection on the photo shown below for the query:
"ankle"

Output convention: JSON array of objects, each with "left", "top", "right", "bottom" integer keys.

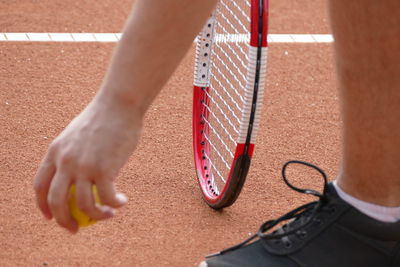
[
  {"left": 336, "top": 173, "right": 400, "bottom": 207},
  {"left": 333, "top": 181, "right": 400, "bottom": 223}
]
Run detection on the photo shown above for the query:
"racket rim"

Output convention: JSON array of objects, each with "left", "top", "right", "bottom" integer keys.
[{"left": 192, "top": 0, "right": 268, "bottom": 209}]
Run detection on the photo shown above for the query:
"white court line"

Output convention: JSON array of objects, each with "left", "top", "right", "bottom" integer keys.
[
  {"left": 0, "top": 33, "right": 333, "bottom": 43},
  {"left": 4, "top": 33, "right": 29, "bottom": 41},
  {"left": 268, "top": 34, "right": 294, "bottom": 43},
  {"left": 49, "top": 33, "right": 74, "bottom": 42},
  {"left": 71, "top": 33, "right": 96, "bottom": 42},
  {"left": 27, "top": 33, "right": 51, "bottom": 41},
  {"left": 93, "top": 33, "right": 119, "bottom": 42}
]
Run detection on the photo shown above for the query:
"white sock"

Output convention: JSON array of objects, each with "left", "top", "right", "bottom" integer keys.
[{"left": 333, "top": 180, "right": 400, "bottom": 223}]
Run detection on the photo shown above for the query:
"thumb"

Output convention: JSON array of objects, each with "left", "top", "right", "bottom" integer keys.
[{"left": 96, "top": 179, "right": 128, "bottom": 208}]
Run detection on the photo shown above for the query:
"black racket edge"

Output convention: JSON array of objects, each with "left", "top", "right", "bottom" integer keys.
[{"left": 204, "top": 154, "right": 251, "bottom": 209}]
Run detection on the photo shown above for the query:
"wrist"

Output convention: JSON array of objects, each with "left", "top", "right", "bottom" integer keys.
[{"left": 94, "top": 88, "right": 147, "bottom": 124}]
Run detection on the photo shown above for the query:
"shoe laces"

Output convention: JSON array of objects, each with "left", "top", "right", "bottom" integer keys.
[{"left": 207, "top": 160, "right": 329, "bottom": 258}]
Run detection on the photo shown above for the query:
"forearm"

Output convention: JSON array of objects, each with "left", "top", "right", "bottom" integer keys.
[{"left": 98, "top": 0, "right": 218, "bottom": 116}]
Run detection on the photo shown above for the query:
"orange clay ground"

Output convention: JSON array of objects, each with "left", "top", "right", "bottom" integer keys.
[{"left": 0, "top": 1, "right": 341, "bottom": 266}]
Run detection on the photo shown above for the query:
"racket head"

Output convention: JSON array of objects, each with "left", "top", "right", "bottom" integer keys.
[{"left": 193, "top": 0, "right": 269, "bottom": 209}]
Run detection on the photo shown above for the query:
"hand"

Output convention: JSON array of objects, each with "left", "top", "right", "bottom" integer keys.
[{"left": 34, "top": 95, "right": 142, "bottom": 233}]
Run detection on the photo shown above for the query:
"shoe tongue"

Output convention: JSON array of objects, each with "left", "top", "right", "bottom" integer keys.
[
  {"left": 272, "top": 201, "right": 320, "bottom": 238},
  {"left": 323, "top": 182, "right": 339, "bottom": 198}
]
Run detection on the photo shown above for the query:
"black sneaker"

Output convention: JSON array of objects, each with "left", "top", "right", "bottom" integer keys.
[{"left": 200, "top": 161, "right": 400, "bottom": 267}]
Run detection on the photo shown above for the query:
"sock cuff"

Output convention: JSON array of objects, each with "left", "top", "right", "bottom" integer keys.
[{"left": 333, "top": 180, "right": 400, "bottom": 223}]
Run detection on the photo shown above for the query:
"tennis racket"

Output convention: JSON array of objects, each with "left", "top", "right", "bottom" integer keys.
[{"left": 192, "top": 0, "right": 269, "bottom": 209}]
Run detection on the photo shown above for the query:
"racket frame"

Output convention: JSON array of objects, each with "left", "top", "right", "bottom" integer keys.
[{"left": 193, "top": 0, "right": 268, "bottom": 209}]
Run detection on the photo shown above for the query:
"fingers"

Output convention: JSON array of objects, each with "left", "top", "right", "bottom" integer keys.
[
  {"left": 96, "top": 178, "right": 128, "bottom": 208},
  {"left": 33, "top": 156, "right": 56, "bottom": 220},
  {"left": 47, "top": 170, "right": 78, "bottom": 234},
  {"left": 34, "top": 153, "right": 127, "bottom": 233},
  {"left": 74, "top": 179, "right": 115, "bottom": 221}
]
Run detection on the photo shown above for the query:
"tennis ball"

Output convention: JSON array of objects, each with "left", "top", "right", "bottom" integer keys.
[{"left": 68, "top": 184, "right": 101, "bottom": 227}]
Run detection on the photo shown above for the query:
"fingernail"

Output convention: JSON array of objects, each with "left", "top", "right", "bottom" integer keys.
[
  {"left": 100, "top": 206, "right": 115, "bottom": 217},
  {"left": 69, "top": 222, "right": 79, "bottom": 234},
  {"left": 117, "top": 193, "right": 128, "bottom": 204},
  {"left": 105, "top": 209, "right": 115, "bottom": 218},
  {"left": 69, "top": 229, "right": 78, "bottom": 234}
]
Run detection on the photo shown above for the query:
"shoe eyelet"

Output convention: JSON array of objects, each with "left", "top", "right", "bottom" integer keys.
[
  {"left": 284, "top": 241, "right": 292, "bottom": 249},
  {"left": 315, "top": 218, "right": 324, "bottom": 225},
  {"left": 296, "top": 230, "right": 307, "bottom": 239},
  {"left": 329, "top": 207, "right": 337, "bottom": 214}
]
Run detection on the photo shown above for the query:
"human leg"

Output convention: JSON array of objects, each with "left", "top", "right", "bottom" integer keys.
[
  {"left": 200, "top": 1, "right": 400, "bottom": 266},
  {"left": 331, "top": 0, "right": 400, "bottom": 207}
]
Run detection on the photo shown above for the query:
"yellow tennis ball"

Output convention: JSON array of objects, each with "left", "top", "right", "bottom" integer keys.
[{"left": 68, "top": 184, "right": 101, "bottom": 227}]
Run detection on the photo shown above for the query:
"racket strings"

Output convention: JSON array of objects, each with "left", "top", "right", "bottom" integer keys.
[
  {"left": 202, "top": 132, "right": 232, "bottom": 170},
  {"left": 213, "top": 31, "right": 248, "bottom": 70},
  {"left": 201, "top": 0, "right": 251, "bottom": 193},
  {"left": 210, "top": 73, "right": 243, "bottom": 113},
  {"left": 216, "top": 3, "right": 248, "bottom": 34},
  {"left": 202, "top": 115, "right": 235, "bottom": 160},
  {"left": 204, "top": 86, "right": 241, "bottom": 124},
  {"left": 202, "top": 102, "right": 237, "bottom": 144},
  {"left": 200, "top": 96, "right": 236, "bottom": 169},
  {"left": 202, "top": 113, "right": 236, "bottom": 189},
  {"left": 215, "top": 34, "right": 249, "bottom": 45},
  {"left": 229, "top": 0, "right": 251, "bottom": 22},
  {"left": 204, "top": 150, "right": 227, "bottom": 183},
  {"left": 211, "top": 48, "right": 247, "bottom": 97},
  {"left": 214, "top": 4, "right": 249, "bottom": 60},
  {"left": 218, "top": 1, "right": 249, "bottom": 34}
]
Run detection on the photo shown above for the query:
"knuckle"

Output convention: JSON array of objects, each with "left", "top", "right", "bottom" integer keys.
[
  {"left": 102, "top": 171, "right": 115, "bottom": 181},
  {"left": 47, "top": 195, "right": 61, "bottom": 209},
  {"left": 75, "top": 157, "right": 104, "bottom": 177},
  {"left": 77, "top": 162, "right": 97, "bottom": 176},
  {"left": 48, "top": 140, "right": 60, "bottom": 156},
  {"left": 59, "top": 152, "right": 74, "bottom": 165}
]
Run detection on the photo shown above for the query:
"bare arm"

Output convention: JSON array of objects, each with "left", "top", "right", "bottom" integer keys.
[
  {"left": 34, "top": 0, "right": 217, "bottom": 233},
  {"left": 99, "top": 0, "right": 218, "bottom": 115}
]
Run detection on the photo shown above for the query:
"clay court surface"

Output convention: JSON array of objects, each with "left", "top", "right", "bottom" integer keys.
[{"left": 0, "top": 1, "right": 341, "bottom": 266}]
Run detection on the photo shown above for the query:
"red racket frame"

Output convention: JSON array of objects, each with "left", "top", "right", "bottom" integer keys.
[{"left": 193, "top": 0, "right": 268, "bottom": 209}]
